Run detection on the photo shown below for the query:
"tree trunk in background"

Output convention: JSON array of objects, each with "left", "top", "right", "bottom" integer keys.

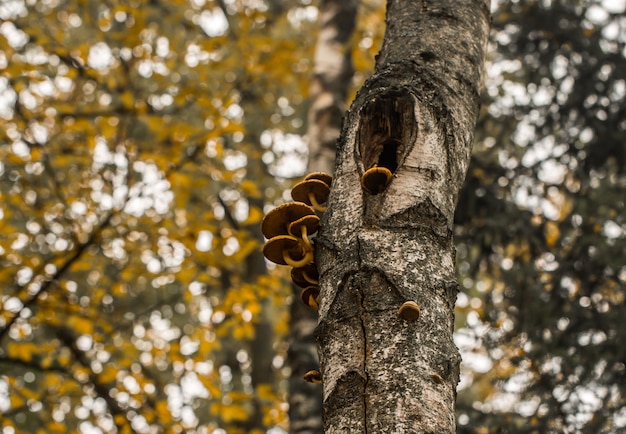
[
  {"left": 316, "top": 1, "right": 490, "bottom": 432},
  {"left": 288, "top": 0, "right": 356, "bottom": 433},
  {"left": 306, "top": 0, "right": 357, "bottom": 175}
]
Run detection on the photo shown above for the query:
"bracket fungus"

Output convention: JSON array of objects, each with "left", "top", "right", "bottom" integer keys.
[
  {"left": 300, "top": 286, "right": 320, "bottom": 310},
  {"left": 398, "top": 301, "right": 421, "bottom": 321},
  {"left": 291, "top": 179, "right": 331, "bottom": 212},
  {"left": 262, "top": 235, "right": 314, "bottom": 268},
  {"left": 361, "top": 165, "right": 394, "bottom": 195}
]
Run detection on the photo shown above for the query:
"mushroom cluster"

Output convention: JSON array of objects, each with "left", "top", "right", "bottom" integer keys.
[{"left": 261, "top": 172, "right": 331, "bottom": 312}]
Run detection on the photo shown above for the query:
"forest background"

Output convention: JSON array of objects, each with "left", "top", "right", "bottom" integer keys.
[{"left": 0, "top": 0, "right": 625, "bottom": 433}]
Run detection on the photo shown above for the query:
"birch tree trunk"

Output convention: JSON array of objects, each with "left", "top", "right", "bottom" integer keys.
[
  {"left": 288, "top": 1, "right": 356, "bottom": 432},
  {"left": 316, "top": 1, "right": 490, "bottom": 432}
]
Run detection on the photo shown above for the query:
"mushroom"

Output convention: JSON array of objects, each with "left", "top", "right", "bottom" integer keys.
[
  {"left": 303, "top": 370, "right": 323, "bottom": 384},
  {"left": 262, "top": 235, "right": 314, "bottom": 268},
  {"left": 291, "top": 179, "right": 330, "bottom": 212},
  {"left": 261, "top": 202, "right": 317, "bottom": 239},
  {"left": 300, "top": 286, "right": 320, "bottom": 310},
  {"left": 398, "top": 301, "right": 420, "bottom": 321},
  {"left": 291, "top": 263, "right": 319, "bottom": 288},
  {"left": 288, "top": 214, "right": 320, "bottom": 247},
  {"left": 431, "top": 373, "right": 444, "bottom": 384},
  {"left": 304, "top": 171, "right": 332, "bottom": 188},
  {"left": 361, "top": 165, "right": 393, "bottom": 195}
]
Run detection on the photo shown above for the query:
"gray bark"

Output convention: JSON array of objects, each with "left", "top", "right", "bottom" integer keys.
[
  {"left": 316, "top": 1, "right": 490, "bottom": 432},
  {"left": 288, "top": 1, "right": 357, "bottom": 433}
]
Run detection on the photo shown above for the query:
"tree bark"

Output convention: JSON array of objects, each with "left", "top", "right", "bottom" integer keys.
[
  {"left": 316, "top": 1, "right": 490, "bottom": 432},
  {"left": 288, "top": 1, "right": 357, "bottom": 433}
]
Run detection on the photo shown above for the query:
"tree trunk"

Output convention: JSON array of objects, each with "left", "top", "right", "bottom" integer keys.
[{"left": 316, "top": 1, "right": 490, "bottom": 432}]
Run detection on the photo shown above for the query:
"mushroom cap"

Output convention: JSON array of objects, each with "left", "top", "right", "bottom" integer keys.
[
  {"left": 291, "top": 179, "right": 330, "bottom": 207},
  {"left": 304, "top": 172, "right": 332, "bottom": 187},
  {"left": 300, "top": 286, "right": 320, "bottom": 308},
  {"left": 291, "top": 263, "right": 319, "bottom": 288},
  {"left": 288, "top": 214, "right": 320, "bottom": 238},
  {"left": 303, "top": 370, "right": 322, "bottom": 384},
  {"left": 261, "top": 202, "right": 316, "bottom": 239},
  {"left": 262, "top": 235, "right": 307, "bottom": 265},
  {"left": 398, "top": 301, "right": 421, "bottom": 321},
  {"left": 361, "top": 166, "right": 393, "bottom": 195}
]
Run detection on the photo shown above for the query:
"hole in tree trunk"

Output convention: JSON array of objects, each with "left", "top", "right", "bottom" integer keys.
[
  {"left": 378, "top": 138, "right": 400, "bottom": 173},
  {"left": 357, "top": 90, "right": 416, "bottom": 176}
]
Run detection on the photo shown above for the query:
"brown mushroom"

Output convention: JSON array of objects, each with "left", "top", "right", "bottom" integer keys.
[
  {"left": 291, "top": 263, "right": 319, "bottom": 288},
  {"left": 398, "top": 301, "right": 420, "bottom": 321},
  {"left": 288, "top": 214, "right": 320, "bottom": 246},
  {"left": 261, "top": 202, "right": 316, "bottom": 239},
  {"left": 291, "top": 179, "right": 330, "bottom": 212},
  {"left": 303, "top": 370, "right": 323, "bottom": 384},
  {"left": 300, "top": 286, "right": 320, "bottom": 310},
  {"left": 361, "top": 165, "right": 393, "bottom": 195},
  {"left": 304, "top": 171, "right": 332, "bottom": 188},
  {"left": 262, "top": 235, "right": 313, "bottom": 268}
]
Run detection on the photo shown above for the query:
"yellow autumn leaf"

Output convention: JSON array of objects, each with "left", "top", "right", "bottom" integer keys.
[
  {"left": 211, "top": 402, "right": 249, "bottom": 423},
  {"left": 10, "top": 394, "right": 26, "bottom": 409},
  {"left": 544, "top": 221, "right": 560, "bottom": 248},
  {"left": 57, "top": 349, "right": 72, "bottom": 367},
  {"left": 240, "top": 181, "right": 262, "bottom": 199},
  {"left": 243, "top": 206, "right": 264, "bottom": 225},
  {"left": 99, "top": 365, "right": 118, "bottom": 384},
  {"left": 245, "top": 299, "right": 262, "bottom": 316},
  {"left": 112, "top": 413, "right": 126, "bottom": 427},
  {"left": 198, "top": 374, "right": 222, "bottom": 399},
  {"left": 169, "top": 172, "right": 192, "bottom": 210},
  {"left": 68, "top": 316, "right": 94, "bottom": 335},
  {"left": 44, "top": 374, "right": 62, "bottom": 392},
  {"left": 40, "top": 353, "right": 54, "bottom": 369},
  {"left": 45, "top": 422, "right": 68, "bottom": 433},
  {"left": 6, "top": 341, "right": 39, "bottom": 363},
  {"left": 231, "top": 239, "right": 260, "bottom": 262},
  {"left": 233, "top": 323, "right": 254, "bottom": 340},
  {"left": 19, "top": 386, "right": 39, "bottom": 401},
  {"left": 120, "top": 91, "right": 135, "bottom": 109},
  {"left": 256, "top": 384, "right": 276, "bottom": 401},
  {"left": 155, "top": 401, "right": 172, "bottom": 424}
]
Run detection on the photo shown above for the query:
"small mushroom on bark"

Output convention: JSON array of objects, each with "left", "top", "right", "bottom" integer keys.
[
  {"left": 291, "top": 263, "right": 319, "bottom": 288},
  {"left": 262, "top": 235, "right": 313, "bottom": 268},
  {"left": 398, "top": 301, "right": 421, "bottom": 321},
  {"left": 291, "top": 179, "right": 330, "bottom": 212},
  {"left": 361, "top": 165, "right": 393, "bottom": 195},
  {"left": 303, "top": 370, "right": 323, "bottom": 384},
  {"left": 261, "top": 202, "right": 317, "bottom": 239},
  {"left": 300, "top": 286, "right": 320, "bottom": 310}
]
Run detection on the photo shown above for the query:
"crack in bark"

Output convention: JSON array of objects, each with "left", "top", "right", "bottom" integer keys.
[
  {"left": 359, "top": 290, "right": 369, "bottom": 434},
  {"left": 355, "top": 237, "right": 370, "bottom": 433}
]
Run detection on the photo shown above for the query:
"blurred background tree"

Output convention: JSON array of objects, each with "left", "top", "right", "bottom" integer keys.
[
  {"left": 0, "top": 0, "right": 624, "bottom": 433},
  {"left": 455, "top": 0, "right": 626, "bottom": 432}
]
